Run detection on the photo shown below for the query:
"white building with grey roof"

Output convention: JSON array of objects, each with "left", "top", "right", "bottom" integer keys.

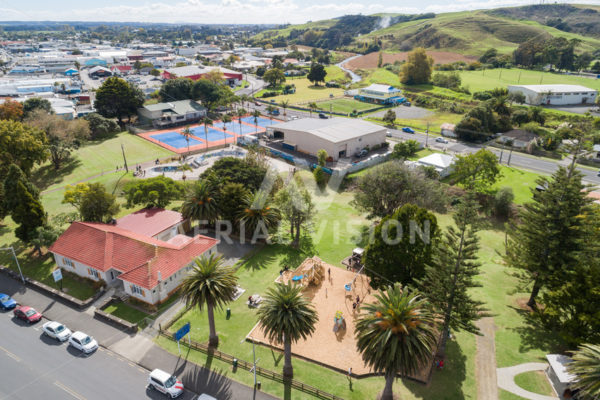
[
  {"left": 267, "top": 118, "right": 387, "bottom": 160},
  {"left": 508, "top": 84, "right": 597, "bottom": 106}
]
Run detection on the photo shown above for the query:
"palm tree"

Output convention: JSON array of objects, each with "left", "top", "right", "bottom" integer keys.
[
  {"left": 240, "top": 94, "right": 250, "bottom": 108},
  {"left": 252, "top": 110, "right": 261, "bottom": 136},
  {"left": 181, "top": 254, "right": 238, "bottom": 347},
  {"left": 181, "top": 180, "right": 219, "bottom": 225},
  {"left": 280, "top": 100, "right": 289, "bottom": 119},
  {"left": 355, "top": 285, "right": 438, "bottom": 400},
  {"left": 221, "top": 114, "right": 233, "bottom": 145},
  {"left": 568, "top": 343, "right": 600, "bottom": 399},
  {"left": 308, "top": 102, "right": 318, "bottom": 118},
  {"left": 257, "top": 283, "right": 318, "bottom": 378},
  {"left": 202, "top": 117, "right": 213, "bottom": 152},
  {"left": 181, "top": 125, "right": 193, "bottom": 156},
  {"left": 236, "top": 108, "right": 246, "bottom": 143},
  {"left": 238, "top": 191, "right": 280, "bottom": 239}
]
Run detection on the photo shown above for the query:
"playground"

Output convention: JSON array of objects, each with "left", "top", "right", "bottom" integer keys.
[
  {"left": 248, "top": 256, "right": 377, "bottom": 376},
  {"left": 137, "top": 115, "right": 283, "bottom": 154}
]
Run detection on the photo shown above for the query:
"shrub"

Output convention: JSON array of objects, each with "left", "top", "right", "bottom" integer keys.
[{"left": 493, "top": 187, "right": 514, "bottom": 220}]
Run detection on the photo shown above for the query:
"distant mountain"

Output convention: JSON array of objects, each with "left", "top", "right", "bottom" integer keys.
[{"left": 251, "top": 4, "right": 600, "bottom": 57}]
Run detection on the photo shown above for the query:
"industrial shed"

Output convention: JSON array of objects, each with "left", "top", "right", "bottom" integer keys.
[
  {"left": 508, "top": 84, "right": 597, "bottom": 106},
  {"left": 266, "top": 118, "right": 387, "bottom": 160}
]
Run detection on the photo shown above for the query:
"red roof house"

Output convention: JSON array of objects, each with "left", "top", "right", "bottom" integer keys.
[
  {"left": 49, "top": 216, "right": 218, "bottom": 304},
  {"left": 110, "top": 65, "right": 133, "bottom": 75},
  {"left": 162, "top": 65, "right": 243, "bottom": 85},
  {"left": 115, "top": 208, "right": 188, "bottom": 240}
]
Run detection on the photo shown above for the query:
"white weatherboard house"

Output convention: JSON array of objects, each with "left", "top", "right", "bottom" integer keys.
[
  {"left": 267, "top": 118, "right": 387, "bottom": 160},
  {"left": 49, "top": 208, "right": 218, "bottom": 305},
  {"left": 508, "top": 84, "right": 597, "bottom": 106},
  {"left": 416, "top": 153, "right": 455, "bottom": 177},
  {"left": 545, "top": 354, "right": 576, "bottom": 398}
]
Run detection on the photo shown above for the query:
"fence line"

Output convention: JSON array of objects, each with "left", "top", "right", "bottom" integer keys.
[{"left": 158, "top": 331, "right": 345, "bottom": 400}]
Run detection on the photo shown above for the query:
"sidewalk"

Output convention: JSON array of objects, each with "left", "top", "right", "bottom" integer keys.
[{"left": 0, "top": 275, "right": 278, "bottom": 400}]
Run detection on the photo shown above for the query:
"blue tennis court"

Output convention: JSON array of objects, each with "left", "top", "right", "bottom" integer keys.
[
  {"left": 150, "top": 131, "right": 203, "bottom": 149},
  {"left": 240, "top": 116, "right": 279, "bottom": 128},
  {"left": 190, "top": 126, "right": 233, "bottom": 142},
  {"left": 228, "top": 123, "right": 260, "bottom": 135}
]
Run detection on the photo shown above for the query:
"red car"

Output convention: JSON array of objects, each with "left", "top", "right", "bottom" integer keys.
[{"left": 13, "top": 306, "right": 42, "bottom": 323}]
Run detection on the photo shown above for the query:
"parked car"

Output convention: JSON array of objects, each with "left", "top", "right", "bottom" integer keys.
[
  {"left": 356, "top": 149, "right": 368, "bottom": 158},
  {"left": 0, "top": 293, "right": 17, "bottom": 310},
  {"left": 402, "top": 127, "right": 415, "bottom": 134},
  {"left": 435, "top": 137, "right": 449, "bottom": 144},
  {"left": 318, "top": 113, "right": 328, "bottom": 119},
  {"left": 291, "top": 116, "right": 299, "bottom": 120},
  {"left": 68, "top": 331, "right": 98, "bottom": 354},
  {"left": 13, "top": 306, "right": 42, "bottom": 323},
  {"left": 386, "top": 130, "right": 392, "bottom": 137},
  {"left": 197, "top": 395, "right": 217, "bottom": 400},
  {"left": 42, "top": 321, "right": 72, "bottom": 342},
  {"left": 403, "top": 101, "right": 411, "bottom": 107},
  {"left": 268, "top": 108, "right": 280, "bottom": 115},
  {"left": 255, "top": 101, "right": 261, "bottom": 106},
  {"left": 148, "top": 369, "right": 184, "bottom": 398}
]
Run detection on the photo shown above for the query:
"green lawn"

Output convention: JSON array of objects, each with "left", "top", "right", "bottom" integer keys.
[
  {"left": 514, "top": 371, "right": 555, "bottom": 397},
  {"left": 492, "top": 165, "right": 544, "bottom": 205},
  {"left": 104, "top": 301, "right": 150, "bottom": 325},
  {"left": 324, "top": 65, "right": 351, "bottom": 83},
  {"left": 32, "top": 131, "right": 174, "bottom": 193},
  {"left": 390, "top": 112, "right": 463, "bottom": 134},
  {"left": 446, "top": 68, "right": 600, "bottom": 92},
  {"left": 315, "top": 98, "right": 378, "bottom": 114},
  {"left": 263, "top": 78, "right": 346, "bottom": 105}
]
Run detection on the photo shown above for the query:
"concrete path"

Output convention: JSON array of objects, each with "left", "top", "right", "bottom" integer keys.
[
  {"left": 476, "top": 317, "right": 499, "bottom": 400},
  {"left": 497, "top": 363, "right": 558, "bottom": 400}
]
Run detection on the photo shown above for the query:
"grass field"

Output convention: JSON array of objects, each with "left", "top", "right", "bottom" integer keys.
[
  {"left": 32, "top": 131, "right": 174, "bottom": 193},
  {"left": 447, "top": 68, "right": 600, "bottom": 92},
  {"left": 315, "top": 98, "right": 377, "bottom": 114},
  {"left": 260, "top": 77, "right": 346, "bottom": 105},
  {"left": 104, "top": 301, "right": 150, "bottom": 324},
  {"left": 513, "top": 371, "right": 555, "bottom": 397},
  {"left": 492, "top": 165, "right": 543, "bottom": 205}
]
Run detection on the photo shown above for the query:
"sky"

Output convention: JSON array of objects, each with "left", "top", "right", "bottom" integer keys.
[{"left": 0, "top": 0, "right": 597, "bottom": 24}]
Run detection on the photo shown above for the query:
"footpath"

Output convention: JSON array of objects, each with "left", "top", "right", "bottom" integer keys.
[{"left": 0, "top": 274, "right": 277, "bottom": 400}]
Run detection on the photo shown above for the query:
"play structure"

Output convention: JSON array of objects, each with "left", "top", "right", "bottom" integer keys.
[
  {"left": 333, "top": 311, "right": 346, "bottom": 333},
  {"left": 291, "top": 257, "right": 325, "bottom": 287},
  {"left": 345, "top": 264, "right": 366, "bottom": 292}
]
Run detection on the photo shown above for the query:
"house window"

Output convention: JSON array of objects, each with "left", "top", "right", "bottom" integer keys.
[
  {"left": 87, "top": 268, "right": 99, "bottom": 279},
  {"left": 63, "top": 258, "right": 74, "bottom": 268},
  {"left": 130, "top": 284, "right": 145, "bottom": 296}
]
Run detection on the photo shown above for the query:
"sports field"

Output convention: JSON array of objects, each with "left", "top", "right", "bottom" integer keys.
[{"left": 315, "top": 98, "right": 379, "bottom": 114}]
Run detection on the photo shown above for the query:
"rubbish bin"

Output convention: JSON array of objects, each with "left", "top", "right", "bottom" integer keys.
[
  {"left": 256, "top": 381, "right": 261, "bottom": 390},
  {"left": 232, "top": 358, "right": 238, "bottom": 368},
  {"left": 226, "top": 308, "right": 231, "bottom": 319}
]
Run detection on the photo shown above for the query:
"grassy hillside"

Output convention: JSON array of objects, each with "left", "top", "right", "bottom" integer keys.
[{"left": 252, "top": 4, "right": 600, "bottom": 57}]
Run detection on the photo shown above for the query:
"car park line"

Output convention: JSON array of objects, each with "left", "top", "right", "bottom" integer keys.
[
  {"left": 54, "top": 381, "right": 87, "bottom": 400},
  {"left": 0, "top": 344, "right": 21, "bottom": 362}
]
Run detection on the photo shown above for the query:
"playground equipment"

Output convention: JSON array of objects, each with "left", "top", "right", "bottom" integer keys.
[
  {"left": 333, "top": 311, "right": 346, "bottom": 333},
  {"left": 298, "top": 258, "right": 325, "bottom": 287},
  {"left": 344, "top": 264, "right": 366, "bottom": 292}
]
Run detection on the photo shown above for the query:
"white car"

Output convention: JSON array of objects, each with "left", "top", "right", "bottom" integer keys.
[
  {"left": 435, "top": 137, "right": 449, "bottom": 144},
  {"left": 68, "top": 331, "right": 98, "bottom": 354},
  {"left": 148, "top": 369, "right": 184, "bottom": 398},
  {"left": 42, "top": 321, "right": 72, "bottom": 342}
]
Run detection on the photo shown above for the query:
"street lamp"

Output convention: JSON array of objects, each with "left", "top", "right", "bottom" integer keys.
[
  {"left": 240, "top": 336, "right": 260, "bottom": 389},
  {"left": 0, "top": 246, "right": 25, "bottom": 283}
]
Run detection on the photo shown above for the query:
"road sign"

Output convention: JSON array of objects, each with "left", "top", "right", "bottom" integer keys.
[
  {"left": 52, "top": 269, "right": 63, "bottom": 282},
  {"left": 174, "top": 322, "right": 190, "bottom": 342}
]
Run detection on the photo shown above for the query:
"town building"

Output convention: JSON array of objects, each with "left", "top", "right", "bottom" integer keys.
[
  {"left": 354, "top": 84, "right": 405, "bottom": 105},
  {"left": 48, "top": 209, "right": 218, "bottom": 305},
  {"left": 498, "top": 129, "right": 538, "bottom": 149},
  {"left": 267, "top": 118, "right": 387, "bottom": 160},
  {"left": 415, "top": 153, "right": 455, "bottom": 177},
  {"left": 508, "top": 84, "right": 598, "bottom": 106},
  {"left": 162, "top": 65, "right": 243, "bottom": 86},
  {"left": 137, "top": 100, "right": 207, "bottom": 128}
]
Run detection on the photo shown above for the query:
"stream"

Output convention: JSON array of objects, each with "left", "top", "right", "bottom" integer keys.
[{"left": 336, "top": 54, "right": 362, "bottom": 84}]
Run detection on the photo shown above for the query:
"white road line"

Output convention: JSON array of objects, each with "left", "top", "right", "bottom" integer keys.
[
  {"left": 0, "top": 345, "right": 21, "bottom": 362},
  {"left": 53, "top": 381, "right": 87, "bottom": 400}
]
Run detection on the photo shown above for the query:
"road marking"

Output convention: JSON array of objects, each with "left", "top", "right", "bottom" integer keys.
[
  {"left": 0, "top": 345, "right": 21, "bottom": 362},
  {"left": 54, "top": 381, "right": 87, "bottom": 400},
  {"left": 32, "top": 326, "right": 40, "bottom": 331}
]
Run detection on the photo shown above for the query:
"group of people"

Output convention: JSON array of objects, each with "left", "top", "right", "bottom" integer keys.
[
  {"left": 133, "top": 164, "right": 146, "bottom": 177},
  {"left": 352, "top": 295, "right": 361, "bottom": 312}
]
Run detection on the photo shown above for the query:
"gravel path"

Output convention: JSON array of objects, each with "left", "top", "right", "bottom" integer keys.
[{"left": 476, "top": 317, "right": 499, "bottom": 400}]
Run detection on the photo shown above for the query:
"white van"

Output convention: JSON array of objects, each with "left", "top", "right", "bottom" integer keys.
[{"left": 148, "top": 369, "right": 184, "bottom": 398}]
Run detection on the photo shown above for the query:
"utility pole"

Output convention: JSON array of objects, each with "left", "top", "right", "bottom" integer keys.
[
  {"left": 1, "top": 246, "right": 24, "bottom": 283},
  {"left": 121, "top": 143, "right": 129, "bottom": 173},
  {"left": 425, "top": 122, "right": 430, "bottom": 147}
]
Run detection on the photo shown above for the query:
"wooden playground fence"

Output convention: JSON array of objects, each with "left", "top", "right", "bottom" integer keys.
[{"left": 158, "top": 330, "right": 346, "bottom": 400}]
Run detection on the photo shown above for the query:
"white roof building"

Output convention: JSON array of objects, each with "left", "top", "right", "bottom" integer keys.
[
  {"left": 416, "top": 153, "right": 455, "bottom": 177},
  {"left": 508, "top": 84, "right": 597, "bottom": 106},
  {"left": 545, "top": 354, "right": 576, "bottom": 397}
]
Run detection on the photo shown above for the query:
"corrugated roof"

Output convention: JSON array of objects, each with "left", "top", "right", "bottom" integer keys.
[
  {"left": 509, "top": 84, "right": 596, "bottom": 93},
  {"left": 115, "top": 208, "right": 185, "bottom": 237},
  {"left": 270, "top": 117, "right": 385, "bottom": 143},
  {"left": 143, "top": 99, "right": 205, "bottom": 114}
]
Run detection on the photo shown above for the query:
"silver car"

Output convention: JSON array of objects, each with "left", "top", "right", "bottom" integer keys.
[
  {"left": 42, "top": 321, "right": 72, "bottom": 342},
  {"left": 68, "top": 331, "right": 98, "bottom": 354}
]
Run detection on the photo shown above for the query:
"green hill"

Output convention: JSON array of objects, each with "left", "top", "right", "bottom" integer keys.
[{"left": 251, "top": 4, "right": 600, "bottom": 57}]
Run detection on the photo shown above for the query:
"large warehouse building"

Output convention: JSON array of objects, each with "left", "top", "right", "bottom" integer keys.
[
  {"left": 507, "top": 84, "right": 597, "bottom": 106},
  {"left": 267, "top": 118, "right": 387, "bottom": 160}
]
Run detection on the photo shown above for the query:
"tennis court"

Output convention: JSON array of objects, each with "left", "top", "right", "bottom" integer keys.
[
  {"left": 150, "top": 131, "right": 203, "bottom": 149},
  {"left": 229, "top": 123, "right": 260, "bottom": 135},
  {"left": 240, "top": 116, "right": 279, "bottom": 128},
  {"left": 189, "top": 126, "right": 233, "bottom": 142}
]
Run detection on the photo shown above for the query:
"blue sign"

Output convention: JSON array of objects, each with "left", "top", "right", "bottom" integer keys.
[
  {"left": 174, "top": 322, "right": 190, "bottom": 342},
  {"left": 52, "top": 269, "right": 63, "bottom": 282}
]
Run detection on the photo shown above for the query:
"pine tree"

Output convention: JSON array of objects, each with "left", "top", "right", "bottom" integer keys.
[
  {"left": 504, "top": 167, "right": 592, "bottom": 309},
  {"left": 12, "top": 181, "right": 47, "bottom": 243},
  {"left": 418, "top": 192, "right": 488, "bottom": 357}
]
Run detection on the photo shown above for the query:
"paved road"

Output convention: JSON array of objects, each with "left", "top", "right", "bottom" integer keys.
[
  {"left": 236, "top": 74, "right": 265, "bottom": 97},
  {"left": 0, "top": 308, "right": 199, "bottom": 400}
]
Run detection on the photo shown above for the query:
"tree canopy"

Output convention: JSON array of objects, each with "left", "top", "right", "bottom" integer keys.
[
  {"left": 452, "top": 149, "right": 501, "bottom": 193},
  {"left": 94, "top": 77, "right": 144, "bottom": 123},
  {"left": 364, "top": 203, "right": 439, "bottom": 288},
  {"left": 191, "top": 79, "right": 233, "bottom": 110},
  {"left": 22, "top": 97, "right": 52, "bottom": 118},
  {"left": 159, "top": 77, "right": 193, "bottom": 101},
  {"left": 123, "top": 176, "right": 183, "bottom": 209},
  {"left": 400, "top": 47, "right": 433, "bottom": 85},
  {"left": 63, "top": 182, "right": 120, "bottom": 222},
  {"left": 0, "top": 99, "right": 24, "bottom": 121},
  {"left": 263, "top": 68, "right": 286, "bottom": 87},
  {"left": 307, "top": 63, "right": 327, "bottom": 86},
  {"left": 0, "top": 119, "right": 47, "bottom": 177}
]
